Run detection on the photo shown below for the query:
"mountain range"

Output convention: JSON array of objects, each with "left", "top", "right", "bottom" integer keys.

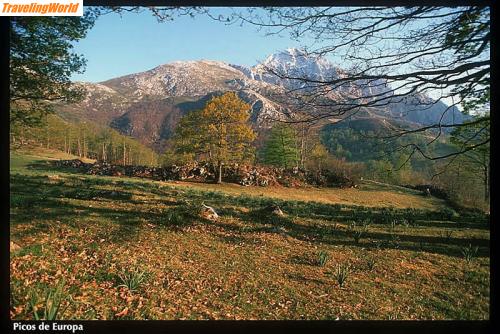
[{"left": 56, "top": 48, "right": 467, "bottom": 152}]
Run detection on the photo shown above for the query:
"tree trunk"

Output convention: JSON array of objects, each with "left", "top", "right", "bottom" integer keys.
[
  {"left": 102, "top": 143, "right": 107, "bottom": 162},
  {"left": 300, "top": 127, "right": 305, "bottom": 169},
  {"left": 20, "top": 127, "right": 25, "bottom": 146},
  {"left": 280, "top": 133, "right": 287, "bottom": 168},
  {"left": 216, "top": 163, "right": 222, "bottom": 184},
  {"left": 83, "top": 131, "right": 87, "bottom": 158},
  {"left": 77, "top": 135, "right": 82, "bottom": 157},
  {"left": 484, "top": 166, "right": 489, "bottom": 202},
  {"left": 123, "top": 140, "right": 126, "bottom": 166},
  {"left": 46, "top": 123, "right": 50, "bottom": 149}
]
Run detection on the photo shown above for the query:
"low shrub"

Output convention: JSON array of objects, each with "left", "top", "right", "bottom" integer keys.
[
  {"left": 317, "top": 251, "right": 329, "bottom": 267},
  {"left": 441, "top": 207, "right": 460, "bottom": 220},
  {"left": 461, "top": 244, "right": 479, "bottom": 263},
  {"left": 117, "top": 268, "right": 149, "bottom": 292},
  {"left": 29, "top": 280, "right": 68, "bottom": 320},
  {"left": 333, "top": 263, "right": 350, "bottom": 288},
  {"left": 366, "top": 258, "right": 376, "bottom": 271}
]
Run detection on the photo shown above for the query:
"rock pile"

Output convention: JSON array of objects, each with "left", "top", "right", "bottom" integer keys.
[
  {"left": 404, "top": 184, "right": 449, "bottom": 200},
  {"left": 223, "top": 164, "right": 280, "bottom": 187},
  {"left": 52, "top": 159, "right": 356, "bottom": 188},
  {"left": 200, "top": 203, "right": 219, "bottom": 221},
  {"left": 55, "top": 159, "right": 92, "bottom": 170},
  {"left": 223, "top": 164, "right": 355, "bottom": 188},
  {"left": 262, "top": 204, "right": 285, "bottom": 217},
  {"left": 54, "top": 160, "right": 215, "bottom": 181}
]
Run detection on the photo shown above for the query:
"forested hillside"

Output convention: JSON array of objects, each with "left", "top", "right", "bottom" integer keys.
[{"left": 11, "top": 115, "right": 160, "bottom": 167}]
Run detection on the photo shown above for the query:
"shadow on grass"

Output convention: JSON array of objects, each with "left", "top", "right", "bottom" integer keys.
[
  {"left": 21, "top": 163, "right": 490, "bottom": 225},
  {"left": 10, "top": 173, "right": 490, "bottom": 259},
  {"left": 285, "top": 272, "right": 326, "bottom": 285},
  {"left": 288, "top": 255, "right": 318, "bottom": 266},
  {"left": 208, "top": 193, "right": 488, "bottom": 228},
  {"left": 214, "top": 206, "right": 489, "bottom": 259},
  {"left": 26, "top": 160, "right": 87, "bottom": 175},
  {"left": 10, "top": 173, "right": 181, "bottom": 207},
  {"left": 215, "top": 233, "right": 265, "bottom": 246}
]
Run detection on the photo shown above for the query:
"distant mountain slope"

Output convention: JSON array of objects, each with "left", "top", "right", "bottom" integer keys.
[
  {"left": 384, "top": 94, "right": 467, "bottom": 126},
  {"left": 55, "top": 48, "right": 467, "bottom": 152},
  {"left": 100, "top": 60, "right": 248, "bottom": 99}
]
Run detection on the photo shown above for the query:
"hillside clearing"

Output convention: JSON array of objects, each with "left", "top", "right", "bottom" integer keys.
[
  {"left": 167, "top": 179, "right": 446, "bottom": 211},
  {"left": 10, "top": 150, "right": 490, "bottom": 320}
]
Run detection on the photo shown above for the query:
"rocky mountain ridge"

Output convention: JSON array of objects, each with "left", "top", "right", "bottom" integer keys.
[{"left": 56, "top": 48, "right": 466, "bottom": 152}]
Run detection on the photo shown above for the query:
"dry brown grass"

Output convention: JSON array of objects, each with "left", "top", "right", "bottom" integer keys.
[
  {"left": 167, "top": 180, "right": 446, "bottom": 211},
  {"left": 10, "top": 152, "right": 489, "bottom": 320}
]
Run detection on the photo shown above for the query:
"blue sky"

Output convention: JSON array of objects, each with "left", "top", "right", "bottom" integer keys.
[
  {"left": 71, "top": 8, "right": 314, "bottom": 83},
  {"left": 69, "top": 7, "right": 474, "bottom": 110}
]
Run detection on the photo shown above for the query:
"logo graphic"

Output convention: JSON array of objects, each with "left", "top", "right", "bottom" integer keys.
[{"left": 1, "top": 0, "right": 83, "bottom": 16}]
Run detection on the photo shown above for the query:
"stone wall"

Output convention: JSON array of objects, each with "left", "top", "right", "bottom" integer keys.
[{"left": 53, "top": 160, "right": 356, "bottom": 188}]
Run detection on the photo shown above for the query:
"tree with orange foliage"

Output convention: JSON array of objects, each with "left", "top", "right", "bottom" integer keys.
[{"left": 174, "top": 92, "right": 256, "bottom": 183}]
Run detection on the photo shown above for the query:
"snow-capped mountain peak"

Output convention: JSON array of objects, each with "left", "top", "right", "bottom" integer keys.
[
  {"left": 248, "top": 48, "right": 342, "bottom": 87},
  {"left": 61, "top": 49, "right": 466, "bottom": 152}
]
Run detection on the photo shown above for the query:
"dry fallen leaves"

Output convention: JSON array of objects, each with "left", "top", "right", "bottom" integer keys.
[{"left": 115, "top": 307, "right": 129, "bottom": 317}]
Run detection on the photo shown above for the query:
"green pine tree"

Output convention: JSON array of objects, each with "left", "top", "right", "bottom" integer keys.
[{"left": 262, "top": 124, "right": 299, "bottom": 168}]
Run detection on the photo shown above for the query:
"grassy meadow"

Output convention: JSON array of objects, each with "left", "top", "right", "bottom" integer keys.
[{"left": 10, "top": 149, "right": 490, "bottom": 320}]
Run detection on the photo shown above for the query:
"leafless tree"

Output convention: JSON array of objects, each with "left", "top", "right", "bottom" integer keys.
[
  {"left": 200, "top": 6, "right": 490, "bottom": 162},
  {"left": 97, "top": 6, "right": 489, "bottom": 165}
]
